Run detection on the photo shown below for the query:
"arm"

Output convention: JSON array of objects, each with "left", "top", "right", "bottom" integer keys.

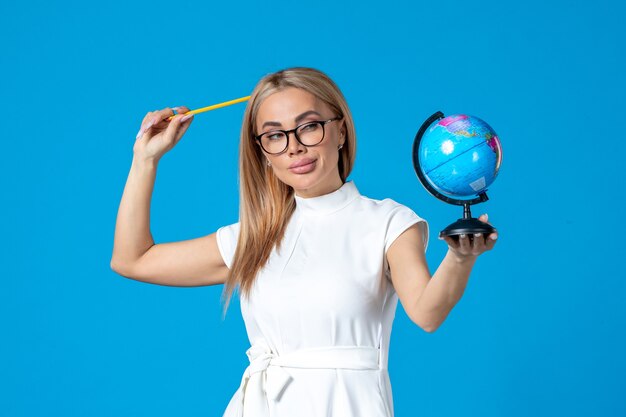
[
  {"left": 110, "top": 107, "right": 229, "bottom": 287},
  {"left": 386, "top": 215, "right": 497, "bottom": 332}
]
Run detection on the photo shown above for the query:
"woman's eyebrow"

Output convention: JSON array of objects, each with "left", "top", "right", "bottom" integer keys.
[
  {"left": 295, "top": 110, "right": 322, "bottom": 124},
  {"left": 261, "top": 110, "right": 322, "bottom": 130}
]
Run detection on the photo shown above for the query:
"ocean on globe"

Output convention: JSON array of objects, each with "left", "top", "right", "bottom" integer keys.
[{"left": 418, "top": 114, "right": 502, "bottom": 198}]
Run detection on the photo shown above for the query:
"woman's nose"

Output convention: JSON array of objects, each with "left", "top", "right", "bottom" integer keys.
[{"left": 287, "top": 131, "right": 306, "bottom": 155}]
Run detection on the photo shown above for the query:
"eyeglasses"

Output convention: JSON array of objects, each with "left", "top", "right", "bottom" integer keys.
[{"left": 255, "top": 117, "right": 343, "bottom": 155}]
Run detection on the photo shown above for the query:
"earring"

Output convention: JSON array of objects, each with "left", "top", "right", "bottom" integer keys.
[
  {"left": 267, "top": 159, "right": 272, "bottom": 166},
  {"left": 338, "top": 144, "right": 343, "bottom": 150}
]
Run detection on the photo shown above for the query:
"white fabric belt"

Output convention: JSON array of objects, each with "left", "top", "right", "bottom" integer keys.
[{"left": 232, "top": 342, "right": 381, "bottom": 417}]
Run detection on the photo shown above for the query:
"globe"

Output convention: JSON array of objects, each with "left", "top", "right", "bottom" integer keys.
[
  {"left": 418, "top": 114, "right": 502, "bottom": 199},
  {"left": 412, "top": 111, "right": 502, "bottom": 237}
]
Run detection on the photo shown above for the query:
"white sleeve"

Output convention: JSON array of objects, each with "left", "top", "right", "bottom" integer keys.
[
  {"left": 384, "top": 204, "right": 429, "bottom": 254},
  {"left": 215, "top": 222, "right": 240, "bottom": 269}
]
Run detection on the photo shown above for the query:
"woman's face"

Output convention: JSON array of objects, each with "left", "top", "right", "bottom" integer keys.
[{"left": 255, "top": 87, "right": 345, "bottom": 198}]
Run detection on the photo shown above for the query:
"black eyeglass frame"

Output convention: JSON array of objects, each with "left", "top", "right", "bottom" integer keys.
[{"left": 254, "top": 117, "right": 343, "bottom": 155}]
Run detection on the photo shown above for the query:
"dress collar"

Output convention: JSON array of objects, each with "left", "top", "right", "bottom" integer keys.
[{"left": 294, "top": 181, "right": 360, "bottom": 216}]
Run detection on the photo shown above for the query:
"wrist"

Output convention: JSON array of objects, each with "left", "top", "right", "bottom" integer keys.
[
  {"left": 132, "top": 155, "right": 159, "bottom": 170},
  {"left": 447, "top": 249, "right": 478, "bottom": 265}
]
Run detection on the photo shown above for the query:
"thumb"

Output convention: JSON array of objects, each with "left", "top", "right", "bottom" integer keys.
[{"left": 166, "top": 113, "right": 193, "bottom": 144}]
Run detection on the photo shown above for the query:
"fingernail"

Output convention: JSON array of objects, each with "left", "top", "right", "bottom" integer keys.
[
  {"left": 475, "top": 233, "right": 482, "bottom": 237},
  {"left": 460, "top": 234, "right": 467, "bottom": 238},
  {"left": 180, "top": 114, "right": 193, "bottom": 122},
  {"left": 490, "top": 235, "right": 498, "bottom": 240},
  {"left": 135, "top": 128, "right": 143, "bottom": 139}
]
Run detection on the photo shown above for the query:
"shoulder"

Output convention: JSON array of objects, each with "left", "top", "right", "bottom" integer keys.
[
  {"left": 217, "top": 221, "right": 240, "bottom": 242},
  {"left": 352, "top": 192, "right": 429, "bottom": 252},
  {"left": 354, "top": 192, "right": 423, "bottom": 220},
  {"left": 216, "top": 221, "right": 240, "bottom": 269}
]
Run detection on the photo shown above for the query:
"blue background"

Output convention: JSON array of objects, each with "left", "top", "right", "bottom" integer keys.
[{"left": 1, "top": 0, "right": 624, "bottom": 416}]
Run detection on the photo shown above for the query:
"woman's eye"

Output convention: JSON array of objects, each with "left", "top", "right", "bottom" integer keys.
[
  {"left": 300, "top": 123, "right": 319, "bottom": 132},
  {"left": 267, "top": 132, "right": 285, "bottom": 141}
]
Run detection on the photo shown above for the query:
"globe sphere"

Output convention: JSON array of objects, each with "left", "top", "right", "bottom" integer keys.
[{"left": 418, "top": 114, "right": 502, "bottom": 198}]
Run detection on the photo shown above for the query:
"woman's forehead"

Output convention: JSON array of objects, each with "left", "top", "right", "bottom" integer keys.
[{"left": 256, "top": 88, "right": 329, "bottom": 129}]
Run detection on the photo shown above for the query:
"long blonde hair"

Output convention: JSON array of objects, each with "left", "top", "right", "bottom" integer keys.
[{"left": 222, "top": 67, "right": 357, "bottom": 313}]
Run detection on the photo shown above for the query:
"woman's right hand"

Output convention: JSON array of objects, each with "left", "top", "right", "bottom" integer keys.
[{"left": 133, "top": 106, "right": 194, "bottom": 163}]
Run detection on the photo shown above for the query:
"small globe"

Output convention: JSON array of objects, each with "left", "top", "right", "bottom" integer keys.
[{"left": 418, "top": 114, "right": 502, "bottom": 198}]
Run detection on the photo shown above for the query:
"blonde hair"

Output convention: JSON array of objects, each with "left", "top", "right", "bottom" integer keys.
[{"left": 221, "top": 67, "right": 357, "bottom": 314}]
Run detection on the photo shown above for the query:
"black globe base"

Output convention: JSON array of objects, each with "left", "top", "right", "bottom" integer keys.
[{"left": 440, "top": 217, "right": 496, "bottom": 237}]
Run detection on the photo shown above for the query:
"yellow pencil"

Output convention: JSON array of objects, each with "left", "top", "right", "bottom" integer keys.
[{"left": 166, "top": 95, "right": 250, "bottom": 121}]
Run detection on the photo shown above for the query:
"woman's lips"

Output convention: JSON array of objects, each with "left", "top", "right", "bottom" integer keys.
[{"left": 289, "top": 159, "right": 317, "bottom": 174}]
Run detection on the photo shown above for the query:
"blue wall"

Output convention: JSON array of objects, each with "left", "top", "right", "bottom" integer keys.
[{"left": 1, "top": 0, "right": 624, "bottom": 415}]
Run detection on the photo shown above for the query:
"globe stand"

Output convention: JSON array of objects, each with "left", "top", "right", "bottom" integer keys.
[
  {"left": 440, "top": 198, "right": 495, "bottom": 239},
  {"left": 413, "top": 111, "right": 497, "bottom": 239}
]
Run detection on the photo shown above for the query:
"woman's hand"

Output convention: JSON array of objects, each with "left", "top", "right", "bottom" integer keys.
[
  {"left": 133, "top": 106, "right": 194, "bottom": 163},
  {"left": 439, "top": 213, "right": 498, "bottom": 261}
]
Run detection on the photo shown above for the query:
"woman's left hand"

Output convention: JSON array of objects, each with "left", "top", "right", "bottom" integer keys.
[{"left": 439, "top": 213, "right": 498, "bottom": 260}]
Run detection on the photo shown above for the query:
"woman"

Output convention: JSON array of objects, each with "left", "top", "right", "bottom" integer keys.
[{"left": 111, "top": 67, "right": 498, "bottom": 417}]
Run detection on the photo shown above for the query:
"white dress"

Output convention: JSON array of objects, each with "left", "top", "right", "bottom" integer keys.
[{"left": 216, "top": 181, "right": 429, "bottom": 417}]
